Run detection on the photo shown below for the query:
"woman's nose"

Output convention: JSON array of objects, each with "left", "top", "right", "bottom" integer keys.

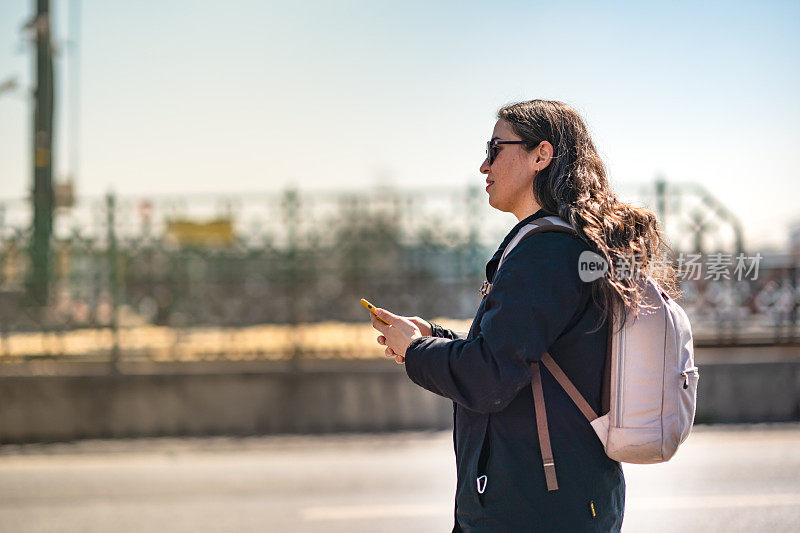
[{"left": 480, "top": 158, "right": 490, "bottom": 174}]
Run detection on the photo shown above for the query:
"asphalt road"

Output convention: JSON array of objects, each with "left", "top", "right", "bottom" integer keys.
[{"left": 0, "top": 424, "right": 798, "bottom": 532}]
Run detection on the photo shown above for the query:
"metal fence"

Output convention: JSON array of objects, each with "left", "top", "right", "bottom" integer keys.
[
  {"left": 0, "top": 186, "right": 505, "bottom": 364},
  {"left": 0, "top": 184, "right": 797, "bottom": 366}
]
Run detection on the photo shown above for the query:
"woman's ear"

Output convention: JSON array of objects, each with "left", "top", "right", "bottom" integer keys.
[{"left": 536, "top": 141, "right": 554, "bottom": 171}]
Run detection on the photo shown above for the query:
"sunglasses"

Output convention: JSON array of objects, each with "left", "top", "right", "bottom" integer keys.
[{"left": 486, "top": 139, "right": 527, "bottom": 166}]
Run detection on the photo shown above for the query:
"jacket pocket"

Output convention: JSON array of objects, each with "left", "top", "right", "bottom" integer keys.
[
  {"left": 475, "top": 415, "right": 491, "bottom": 506},
  {"left": 568, "top": 440, "right": 605, "bottom": 529}
]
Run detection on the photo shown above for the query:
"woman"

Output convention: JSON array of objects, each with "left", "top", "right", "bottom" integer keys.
[{"left": 371, "top": 99, "right": 676, "bottom": 531}]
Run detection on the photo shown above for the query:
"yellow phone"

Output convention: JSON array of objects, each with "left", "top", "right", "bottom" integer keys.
[{"left": 360, "top": 298, "right": 391, "bottom": 325}]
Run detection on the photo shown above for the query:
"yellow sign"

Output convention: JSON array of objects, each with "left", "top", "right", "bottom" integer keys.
[{"left": 166, "top": 219, "right": 234, "bottom": 248}]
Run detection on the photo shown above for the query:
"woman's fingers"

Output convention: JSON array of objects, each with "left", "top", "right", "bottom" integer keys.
[{"left": 377, "top": 333, "right": 402, "bottom": 363}]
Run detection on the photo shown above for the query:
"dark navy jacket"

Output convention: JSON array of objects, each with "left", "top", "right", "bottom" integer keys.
[{"left": 404, "top": 208, "right": 625, "bottom": 532}]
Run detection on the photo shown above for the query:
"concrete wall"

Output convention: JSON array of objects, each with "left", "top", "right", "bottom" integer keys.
[
  {"left": 695, "top": 361, "right": 800, "bottom": 423},
  {"left": 0, "top": 362, "right": 453, "bottom": 444},
  {"left": 1, "top": 359, "right": 798, "bottom": 444}
]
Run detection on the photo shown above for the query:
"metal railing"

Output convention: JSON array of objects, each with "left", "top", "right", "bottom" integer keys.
[{"left": 0, "top": 184, "right": 796, "bottom": 368}]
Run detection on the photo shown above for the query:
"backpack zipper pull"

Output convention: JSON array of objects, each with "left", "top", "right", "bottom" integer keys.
[
  {"left": 681, "top": 367, "right": 698, "bottom": 389},
  {"left": 589, "top": 500, "right": 597, "bottom": 518}
]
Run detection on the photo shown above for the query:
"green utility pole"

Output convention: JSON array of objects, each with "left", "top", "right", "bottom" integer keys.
[
  {"left": 107, "top": 193, "right": 121, "bottom": 373},
  {"left": 27, "top": 0, "right": 56, "bottom": 305}
]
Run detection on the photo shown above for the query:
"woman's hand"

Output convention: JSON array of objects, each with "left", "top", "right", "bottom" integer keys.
[
  {"left": 409, "top": 316, "right": 432, "bottom": 337},
  {"left": 371, "top": 308, "right": 427, "bottom": 365}
]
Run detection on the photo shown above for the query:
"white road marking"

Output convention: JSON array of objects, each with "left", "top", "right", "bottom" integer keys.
[
  {"left": 628, "top": 493, "right": 800, "bottom": 510},
  {"left": 302, "top": 504, "right": 444, "bottom": 520},
  {"left": 303, "top": 493, "right": 800, "bottom": 520}
]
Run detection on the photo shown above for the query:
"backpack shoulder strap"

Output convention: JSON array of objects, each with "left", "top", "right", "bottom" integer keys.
[
  {"left": 481, "top": 217, "right": 579, "bottom": 297},
  {"left": 481, "top": 218, "right": 577, "bottom": 297},
  {"left": 495, "top": 216, "right": 579, "bottom": 275},
  {"left": 541, "top": 352, "right": 598, "bottom": 421},
  {"left": 531, "top": 353, "right": 599, "bottom": 493}
]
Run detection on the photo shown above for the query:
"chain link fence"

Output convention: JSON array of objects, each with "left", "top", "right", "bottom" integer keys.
[{"left": 0, "top": 184, "right": 797, "bottom": 366}]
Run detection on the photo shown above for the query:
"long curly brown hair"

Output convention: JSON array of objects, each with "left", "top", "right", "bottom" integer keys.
[{"left": 498, "top": 99, "right": 678, "bottom": 333}]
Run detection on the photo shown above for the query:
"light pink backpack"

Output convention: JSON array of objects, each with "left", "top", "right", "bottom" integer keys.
[{"left": 485, "top": 215, "right": 698, "bottom": 491}]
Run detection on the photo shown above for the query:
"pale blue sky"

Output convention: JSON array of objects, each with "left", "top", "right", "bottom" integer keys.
[{"left": 1, "top": 0, "right": 798, "bottom": 248}]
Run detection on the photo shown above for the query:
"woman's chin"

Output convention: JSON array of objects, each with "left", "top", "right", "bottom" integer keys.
[{"left": 487, "top": 195, "right": 505, "bottom": 211}]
